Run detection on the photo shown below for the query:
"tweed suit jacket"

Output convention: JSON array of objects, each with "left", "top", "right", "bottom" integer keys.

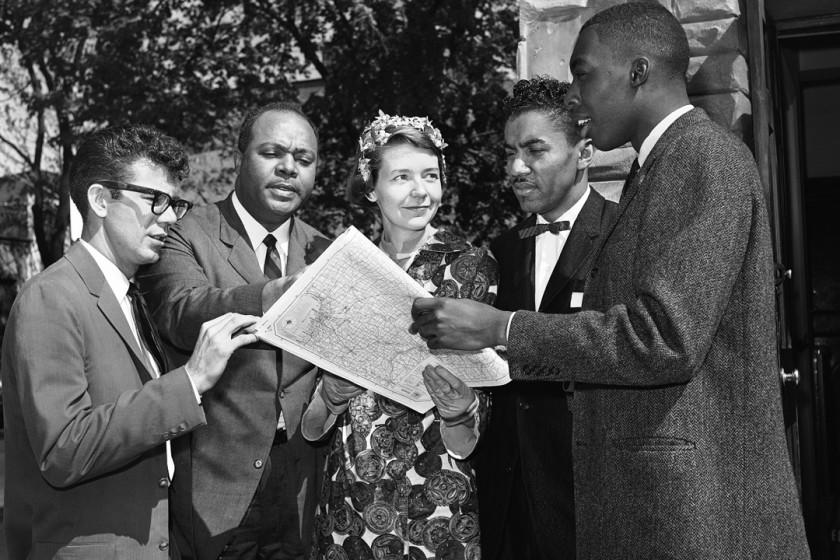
[
  {"left": 1, "top": 243, "right": 206, "bottom": 560},
  {"left": 506, "top": 109, "right": 810, "bottom": 559},
  {"left": 138, "top": 195, "right": 329, "bottom": 560},
  {"left": 477, "top": 188, "right": 616, "bottom": 560}
]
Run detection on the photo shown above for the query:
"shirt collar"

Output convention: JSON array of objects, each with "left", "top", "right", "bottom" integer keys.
[
  {"left": 79, "top": 239, "right": 131, "bottom": 301},
  {"left": 232, "top": 192, "right": 291, "bottom": 252},
  {"left": 638, "top": 104, "right": 693, "bottom": 166},
  {"left": 536, "top": 185, "right": 591, "bottom": 227}
]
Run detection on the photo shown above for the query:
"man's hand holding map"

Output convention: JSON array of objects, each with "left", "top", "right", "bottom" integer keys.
[{"left": 254, "top": 226, "right": 510, "bottom": 412}]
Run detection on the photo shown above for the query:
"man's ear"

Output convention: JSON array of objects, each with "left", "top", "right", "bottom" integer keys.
[
  {"left": 577, "top": 139, "right": 594, "bottom": 169},
  {"left": 87, "top": 183, "right": 109, "bottom": 218},
  {"left": 629, "top": 57, "right": 650, "bottom": 87},
  {"left": 233, "top": 151, "right": 242, "bottom": 172}
]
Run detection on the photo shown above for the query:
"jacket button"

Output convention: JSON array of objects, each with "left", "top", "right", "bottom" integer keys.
[
  {"left": 159, "top": 541, "right": 169, "bottom": 551},
  {"left": 279, "top": 390, "right": 286, "bottom": 399},
  {"left": 159, "top": 477, "right": 170, "bottom": 488},
  {"left": 254, "top": 459, "right": 264, "bottom": 469}
]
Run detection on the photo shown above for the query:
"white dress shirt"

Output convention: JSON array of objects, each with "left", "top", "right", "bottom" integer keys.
[
  {"left": 231, "top": 192, "right": 291, "bottom": 431},
  {"left": 638, "top": 104, "right": 693, "bottom": 166},
  {"left": 533, "top": 187, "right": 591, "bottom": 310},
  {"left": 232, "top": 192, "right": 291, "bottom": 276},
  {"left": 79, "top": 239, "right": 176, "bottom": 478}
]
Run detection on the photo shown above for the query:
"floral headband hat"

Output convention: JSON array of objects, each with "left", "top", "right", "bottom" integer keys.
[{"left": 357, "top": 110, "right": 448, "bottom": 183}]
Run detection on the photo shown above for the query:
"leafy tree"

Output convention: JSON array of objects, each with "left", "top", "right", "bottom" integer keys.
[
  {"left": 245, "top": 0, "right": 520, "bottom": 243},
  {"left": 1, "top": 0, "right": 519, "bottom": 272},
  {"left": 0, "top": 0, "right": 302, "bottom": 266}
]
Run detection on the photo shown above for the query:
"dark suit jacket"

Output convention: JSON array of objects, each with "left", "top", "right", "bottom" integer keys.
[
  {"left": 477, "top": 188, "right": 615, "bottom": 560},
  {"left": 506, "top": 109, "right": 810, "bottom": 558},
  {"left": 1, "top": 243, "right": 206, "bottom": 560},
  {"left": 138, "top": 196, "right": 329, "bottom": 560}
]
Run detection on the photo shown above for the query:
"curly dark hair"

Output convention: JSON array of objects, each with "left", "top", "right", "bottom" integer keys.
[
  {"left": 503, "top": 76, "right": 582, "bottom": 145},
  {"left": 582, "top": 1, "right": 689, "bottom": 81},
  {"left": 69, "top": 125, "right": 190, "bottom": 222}
]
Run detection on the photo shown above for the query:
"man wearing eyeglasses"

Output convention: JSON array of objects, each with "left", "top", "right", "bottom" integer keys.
[
  {"left": 139, "top": 102, "right": 330, "bottom": 560},
  {"left": 1, "top": 125, "right": 260, "bottom": 560}
]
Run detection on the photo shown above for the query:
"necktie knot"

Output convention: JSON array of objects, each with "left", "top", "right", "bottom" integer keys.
[
  {"left": 264, "top": 233, "right": 277, "bottom": 250},
  {"left": 518, "top": 220, "right": 571, "bottom": 239}
]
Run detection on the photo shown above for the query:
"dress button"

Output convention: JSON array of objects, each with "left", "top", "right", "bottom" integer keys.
[
  {"left": 254, "top": 459, "right": 264, "bottom": 469},
  {"left": 159, "top": 477, "right": 170, "bottom": 488},
  {"left": 159, "top": 541, "right": 169, "bottom": 551}
]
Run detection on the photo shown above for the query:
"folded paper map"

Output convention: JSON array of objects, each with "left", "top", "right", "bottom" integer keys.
[{"left": 254, "top": 226, "right": 510, "bottom": 412}]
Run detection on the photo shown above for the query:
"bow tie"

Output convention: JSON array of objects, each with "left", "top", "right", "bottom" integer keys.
[{"left": 518, "top": 220, "right": 571, "bottom": 239}]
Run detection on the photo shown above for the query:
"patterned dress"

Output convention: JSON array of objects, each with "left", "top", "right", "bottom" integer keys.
[{"left": 311, "top": 228, "right": 498, "bottom": 560}]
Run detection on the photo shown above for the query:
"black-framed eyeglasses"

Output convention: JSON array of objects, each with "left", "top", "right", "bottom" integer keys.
[{"left": 96, "top": 180, "right": 193, "bottom": 220}]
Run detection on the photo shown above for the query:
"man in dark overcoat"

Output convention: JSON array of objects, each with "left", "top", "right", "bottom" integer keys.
[{"left": 411, "top": 3, "right": 811, "bottom": 558}]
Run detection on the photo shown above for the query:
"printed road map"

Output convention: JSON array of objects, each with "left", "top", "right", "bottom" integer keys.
[{"left": 255, "top": 226, "right": 510, "bottom": 412}]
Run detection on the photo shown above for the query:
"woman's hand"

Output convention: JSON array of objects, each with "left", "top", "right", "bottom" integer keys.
[
  {"left": 422, "top": 365, "right": 476, "bottom": 421},
  {"left": 321, "top": 373, "right": 365, "bottom": 413}
]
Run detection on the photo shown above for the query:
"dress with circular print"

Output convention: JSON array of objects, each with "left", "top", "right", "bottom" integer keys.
[{"left": 310, "top": 229, "right": 497, "bottom": 560}]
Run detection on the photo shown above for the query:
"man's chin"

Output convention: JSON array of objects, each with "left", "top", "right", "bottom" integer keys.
[{"left": 268, "top": 198, "right": 303, "bottom": 216}]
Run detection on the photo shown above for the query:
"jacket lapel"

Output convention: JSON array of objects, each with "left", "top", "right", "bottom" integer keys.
[
  {"left": 286, "top": 217, "right": 307, "bottom": 276},
  {"left": 65, "top": 243, "right": 154, "bottom": 383},
  {"left": 218, "top": 195, "right": 265, "bottom": 284},
  {"left": 593, "top": 109, "right": 706, "bottom": 259},
  {"left": 509, "top": 216, "right": 537, "bottom": 311},
  {"left": 539, "top": 191, "right": 604, "bottom": 311}
]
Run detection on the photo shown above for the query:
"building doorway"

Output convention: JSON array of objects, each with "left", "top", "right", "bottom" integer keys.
[{"left": 767, "top": 12, "right": 840, "bottom": 559}]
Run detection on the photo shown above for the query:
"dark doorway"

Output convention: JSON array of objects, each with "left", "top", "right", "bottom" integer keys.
[{"left": 768, "top": 16, "right": 840, "bottom": 559}]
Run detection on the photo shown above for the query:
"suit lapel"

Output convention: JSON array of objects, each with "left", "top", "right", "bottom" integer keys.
[
  {"left": 286, "top": 217, "right": 307, "bottom": 276},
  {"left": 218, "top": 196, "right": 265, "bottom": 284},
  {"left": 65, "top": 244, "right": 154, "bottom": 383},
  {"left": 591, "top": 109, "right": 706, "bottom": 262},
  {"left": 509, "top": 216, "right": 537, "bottom": 311},
  {"left": 539, "top": 192, "right": 604, "bottom": 311}
]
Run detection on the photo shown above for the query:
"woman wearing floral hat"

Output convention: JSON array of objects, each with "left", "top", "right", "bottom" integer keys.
[{"left": 302, "top": 112, "right": 497, "bottom": 560}]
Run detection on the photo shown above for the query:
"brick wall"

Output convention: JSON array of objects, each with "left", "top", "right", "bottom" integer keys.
[{"left": 517, "top": 0, "right": 750, "bottom": 200}]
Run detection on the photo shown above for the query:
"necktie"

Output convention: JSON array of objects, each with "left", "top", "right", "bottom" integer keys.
[
  {"left": 626, "top": 158, "right": 640, "bottom": 187},
  {"left": 127, "top": 282, "right": 166, "bottom": 372},
  {"left": 262, "top": 234, "right": 287, "bottom": 435},
  {"left": 263, "top": 234, "right": 283, "bottom": 279},
  {"left": 518, "top": 220, "right": 571, "bottom": 239}
]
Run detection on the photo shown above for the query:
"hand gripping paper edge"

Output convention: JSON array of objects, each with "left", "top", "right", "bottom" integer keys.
[{"left": 253, "top": 226, "right": 510, "bottom": 413}]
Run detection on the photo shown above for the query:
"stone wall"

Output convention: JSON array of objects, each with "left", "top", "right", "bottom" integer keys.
[{"left": 517, "top": 0, "right": 750, "bottom": 200}]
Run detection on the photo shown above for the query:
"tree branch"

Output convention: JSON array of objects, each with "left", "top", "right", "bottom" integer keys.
[
  {"left": 0, "top": 131, "right": 35, "bottom": 169},
  {"left": 252, "top": 0, "right": 329, "bottom": 81}
]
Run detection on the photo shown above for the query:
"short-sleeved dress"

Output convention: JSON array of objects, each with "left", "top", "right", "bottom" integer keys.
[{"left": 311, "top": 228, "right": 498, "bottom": 560}]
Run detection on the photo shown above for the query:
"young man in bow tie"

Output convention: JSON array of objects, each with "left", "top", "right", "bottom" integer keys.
[{"left": 475, "top": 76, "right": 616, "bottom": 560}]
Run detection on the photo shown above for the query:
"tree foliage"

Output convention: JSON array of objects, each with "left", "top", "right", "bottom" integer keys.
[
  {"left": 0, "top": 0, "right": 519, "bottom": 268},
  {"left": 261, "top": 0, "right": 522, "bottom": 242}
]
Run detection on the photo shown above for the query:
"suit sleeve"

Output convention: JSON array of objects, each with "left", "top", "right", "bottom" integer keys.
[
  {"left": 6, "top": 281, "right": 206, "bottom": 488},
  {"left": 508, "top": 133, "right": 760, "bottom": 386},
  {"left": 139, "top": 217, "right": 266, "bottom": 351}
]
